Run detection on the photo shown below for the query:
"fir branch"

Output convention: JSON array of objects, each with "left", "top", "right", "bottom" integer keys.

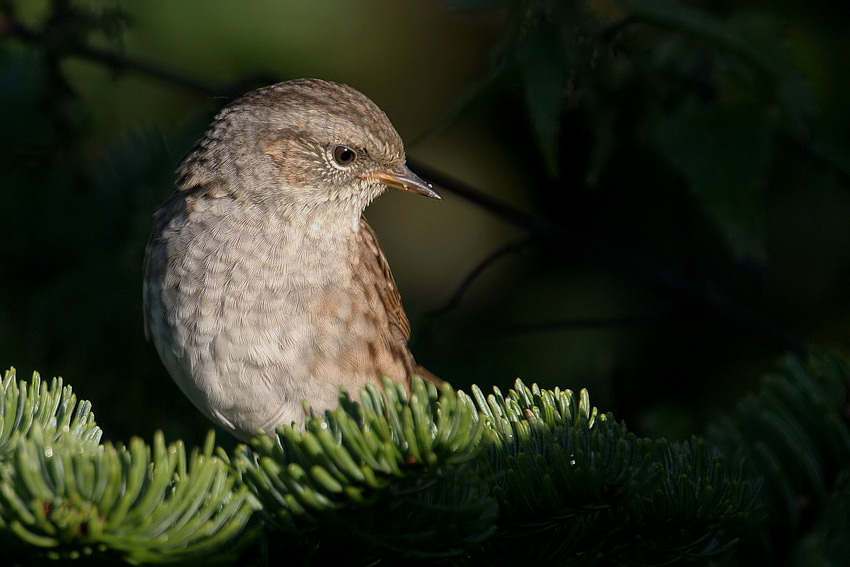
[
  {"left": 3, "top": 351, "right": 848, "bottom": 564},
  {"left": 0, "top": 368, "right": 101, "bottom": 459},
  {"left": 707, "top": 348, "right": 850, "bottom": 561},
  {"left": 234, "top": 378, "right": 496, "bottom": 561},
  {"left": 0, "top": 429, "right": 258, "bottom": 564}
]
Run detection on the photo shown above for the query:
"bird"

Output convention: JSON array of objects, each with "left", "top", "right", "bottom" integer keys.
[{"left": 143, "top": 78, "right": 441, "bottom": 440}]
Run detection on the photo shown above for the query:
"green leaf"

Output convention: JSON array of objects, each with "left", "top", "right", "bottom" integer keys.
[
  {"left": 653, "top": 99, "right": 773, "bottom": 258},
  {"left": 519, "top": 29, "right": 567, "bottom": 176}
]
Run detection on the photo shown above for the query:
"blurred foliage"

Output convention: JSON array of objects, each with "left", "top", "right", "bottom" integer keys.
[
  {"left": 2, "top": 0, "right": 850, "bottom": 562},
  {"left": 444, "top": 0, "right": 826, "bottom": 257},
  {"left": 418, "top": 0, "right": 850, "bottom": 435}
]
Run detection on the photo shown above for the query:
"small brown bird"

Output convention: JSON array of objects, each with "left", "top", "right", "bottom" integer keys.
[{"left": 143, "top": 79, "right": 441, "bottom": 439}]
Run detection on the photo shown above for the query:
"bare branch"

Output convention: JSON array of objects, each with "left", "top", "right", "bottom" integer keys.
[{"left": 430, "top": 237, "right": 537, "bottom": 315}]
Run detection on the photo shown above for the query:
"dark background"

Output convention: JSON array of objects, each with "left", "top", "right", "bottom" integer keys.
[{"left": 1, "top": 0, "right": 849, "bottom": 452}]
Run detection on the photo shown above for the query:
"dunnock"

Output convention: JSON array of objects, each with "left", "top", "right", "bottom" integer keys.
[{"left": 143, "top": 79, "right": 441, "bottom": 440}]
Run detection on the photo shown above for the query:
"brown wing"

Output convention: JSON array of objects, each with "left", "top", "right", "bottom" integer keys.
[
  {"left": 357, "top": 218, "right": 443, "bottom": 387},
  {"left": 414, "top": 364, "right": 444, "bottom": 386},
  {"left": 357, "top": 218, "right": 411, "bottom": 342}
]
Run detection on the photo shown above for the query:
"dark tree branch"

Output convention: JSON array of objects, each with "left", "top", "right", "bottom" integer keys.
[
  {"left": 430, "top": 237, "right": 538, "bottom": 315},
  {"left": 493, "top": 311, "right": 670, "bottom": 336},
  {"left": 408, "top": 158, "right": 552, "bottom": 236},
  {"left": 1, "top": 8, "right": 238, "bottom": 97},
  {"left": 411, "top": 161, "right": 805, "bottom": 356}
]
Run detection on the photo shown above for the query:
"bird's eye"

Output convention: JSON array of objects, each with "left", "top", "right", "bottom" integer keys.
[{"left": 332, "top": 145, "right": 357, "bottom": 167}]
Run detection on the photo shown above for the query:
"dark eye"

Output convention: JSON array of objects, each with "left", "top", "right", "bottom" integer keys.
[{"left": 332, "top": 145, "right": 357, "bottom": 166}]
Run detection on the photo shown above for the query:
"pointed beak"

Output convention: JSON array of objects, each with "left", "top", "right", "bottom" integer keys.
[{"left": 359, "top": 164, "right": 441, "bottom": 200}]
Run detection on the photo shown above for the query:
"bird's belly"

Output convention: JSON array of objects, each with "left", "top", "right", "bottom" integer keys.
[
  {"left": 156, "top": 236, "right": 387, "bottom": 434},
  {"left": 172, "top": 265, "right": 332, "bottom": 423}
]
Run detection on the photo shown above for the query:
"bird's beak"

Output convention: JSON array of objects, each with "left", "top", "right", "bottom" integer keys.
[{"left": 359, "top": 165, "right": 441, "bottom": 200}]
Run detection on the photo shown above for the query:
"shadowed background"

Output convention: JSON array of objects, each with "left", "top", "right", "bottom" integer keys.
[{"left": 1, "top": 0, "right": 849, "bottom": 453}]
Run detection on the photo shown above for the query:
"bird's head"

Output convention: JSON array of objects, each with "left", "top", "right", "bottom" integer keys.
[{"left": 177, "top": 78, "right": 439, "bottom": 221}]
